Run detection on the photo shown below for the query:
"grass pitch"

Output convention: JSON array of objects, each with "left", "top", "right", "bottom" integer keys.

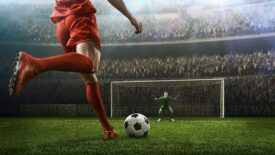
[{"left": 0, "top": 117, "right": 275, "bottom": 155}]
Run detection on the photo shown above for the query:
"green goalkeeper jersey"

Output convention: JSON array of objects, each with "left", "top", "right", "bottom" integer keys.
[{"left": 155, "top": 96, "right": 176, "bottom": 108}]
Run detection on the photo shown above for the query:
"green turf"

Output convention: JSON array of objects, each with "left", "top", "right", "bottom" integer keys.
[{"left": 0, "top": 117, "right": 275, "bottom": 155}]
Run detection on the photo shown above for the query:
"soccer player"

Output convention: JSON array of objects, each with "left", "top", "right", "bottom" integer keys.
[
  {"left": 155, "top": 91, "right": 176, "bottom": 122},
  {"left": 9, "top": 0, "right": 142, "bottom": 140}
]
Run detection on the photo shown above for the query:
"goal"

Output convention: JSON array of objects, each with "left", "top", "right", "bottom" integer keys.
[{"left": 110, "top": 78, "right": 225, "bottom": 118}]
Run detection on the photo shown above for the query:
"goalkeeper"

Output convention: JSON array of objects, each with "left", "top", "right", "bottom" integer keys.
[{"left": 154, "top": 91, "right": 176, "bottom": 122}]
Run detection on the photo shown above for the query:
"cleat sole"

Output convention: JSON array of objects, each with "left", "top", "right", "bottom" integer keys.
[{"left": 9, "top": 52, "right": 22, "bottom": 96}]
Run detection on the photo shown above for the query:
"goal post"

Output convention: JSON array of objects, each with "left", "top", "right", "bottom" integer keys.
[{"left": 110, "top": 78, "right": 225, "bottom": 118}]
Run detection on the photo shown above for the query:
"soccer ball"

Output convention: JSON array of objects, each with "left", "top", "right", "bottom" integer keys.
[{"left": 124, "top": 113, "right": 150, "bottom": 137}]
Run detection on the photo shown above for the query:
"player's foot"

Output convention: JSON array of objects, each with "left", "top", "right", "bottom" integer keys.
[
  {"left": 103, "top": 129, "right": 119, "bottom": 140},
  {"left": 157, "top": 118, "right": 161, "bottom": 122},
  {"left": 9, "top": 51, "right": 38, "bottom": 96},
  {"left": 171, "top": 118, "right": 175, "bottom": 122}
]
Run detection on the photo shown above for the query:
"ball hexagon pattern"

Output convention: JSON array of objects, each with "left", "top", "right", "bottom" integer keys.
[{"left": 124, "top": 113, "right": 150, "bottom": 137}]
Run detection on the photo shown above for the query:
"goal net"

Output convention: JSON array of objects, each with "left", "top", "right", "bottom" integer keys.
[{"left": 110, "top": 78, "right": 225, "bottom": 118}]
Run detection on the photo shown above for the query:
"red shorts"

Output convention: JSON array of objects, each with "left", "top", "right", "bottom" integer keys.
[{"left": 55, "top": 13, "right": 101, "bottom": 53}]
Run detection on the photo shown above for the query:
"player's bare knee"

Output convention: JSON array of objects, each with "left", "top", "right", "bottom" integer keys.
[
  {"left": 81, "top": 74, "right": 98, "bottom": 84},
  {"left": 76, "top": 42, "right": 100, "bottom": 58},
  {"left": 76, "top": 42, "right": 93, "bottom": 54},
  {"left": 76, "top": 42, "right": 101, "bottom": 73}
]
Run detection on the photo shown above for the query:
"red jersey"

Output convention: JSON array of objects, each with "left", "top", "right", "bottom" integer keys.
[{"left": 51, "top": 0, "right": 96, "bottom": 23}]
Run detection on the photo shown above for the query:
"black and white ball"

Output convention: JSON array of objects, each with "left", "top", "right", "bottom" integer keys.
[{"left": 124, "top": 113, "right": 150, "bottom": 137}]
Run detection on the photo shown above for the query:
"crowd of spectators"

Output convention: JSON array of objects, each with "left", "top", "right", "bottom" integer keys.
[
  {"left": 1, "top": 2, "right": 275, "bottom": 43},
  {"left": 98, "top": 50, "right": 275, "bottom": 79},
  {"left": 0, "top": 50, "right": 274, "bottom": 107},
  {"left": 190, "top": 5, "right": 275, "bottom": 39},
  {"left": 0, "top": 50, "right": 274, "bottom": 79},
  {"left": 0, "top": 1, "right": 275, "bottom": 110}
]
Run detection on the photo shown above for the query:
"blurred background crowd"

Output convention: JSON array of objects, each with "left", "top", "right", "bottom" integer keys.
[
  {"left": 1, "top": 0, "right": 275, "bottom": 43},
  {"left": 0, "top": 49, "right": 274, "bottom": 106},
  {"left": 0, "top": 0, "right": 274, "bottom": 113}
]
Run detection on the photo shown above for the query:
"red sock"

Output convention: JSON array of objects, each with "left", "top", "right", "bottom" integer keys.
[
  {"left": 32, "top": 52, "right": 93, "bottom": 74},
  {"left": 86, "top": 82, "right": 112, "bottom": 131}
]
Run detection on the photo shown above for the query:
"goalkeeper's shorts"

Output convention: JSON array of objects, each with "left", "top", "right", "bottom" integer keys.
[{"left": 160, "top": 105, "right": 172, "bottom": 111}]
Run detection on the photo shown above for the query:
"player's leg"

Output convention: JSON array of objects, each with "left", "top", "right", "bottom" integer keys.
[
  {"left": 76, "top": 42, "right": 118, "bottom": 140},
  {"left": 168, "top": 106, "right": 175, "bottom": 122},
  {"left": 9, "top": 51, "right": 93, "bottom": 96},
  {"left": 9, "top": 19, "right": 94, "bottom": 96},
  {"left": 158, "top": 106, "right": 163, "bottom": 122}
]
